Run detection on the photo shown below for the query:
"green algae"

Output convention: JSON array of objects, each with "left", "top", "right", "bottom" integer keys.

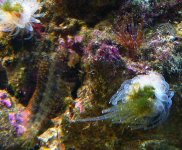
[
  {"left": 125, "top": 85, "right": 155, "bottom": 116},
  {"left": 112, "top": 85, "right": 155, "bottom": 124}
]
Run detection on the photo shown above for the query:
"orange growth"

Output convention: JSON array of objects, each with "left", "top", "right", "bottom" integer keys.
[{"left": 115, "top": 15, "right": 144, "bottom": 59}]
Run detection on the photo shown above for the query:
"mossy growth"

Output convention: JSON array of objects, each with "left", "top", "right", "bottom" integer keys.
[
  {"left": 113, "top": 85, "right": 155, "bottom": 124},
  {"left": 0, "top": 0, "right": 23, "bottom": 13}
]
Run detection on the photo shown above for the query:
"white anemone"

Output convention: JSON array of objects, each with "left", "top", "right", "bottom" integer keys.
[
  {"left": 0, "top": 0, "right": 43, "bottom": 37},
  {"left": 76, "top": 72, "right": 174, "bottom": 130}
]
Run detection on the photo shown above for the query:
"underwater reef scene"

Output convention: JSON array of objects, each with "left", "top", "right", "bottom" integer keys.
[{"left": 0, "top": 0, "right": 182, "bottom": 150}]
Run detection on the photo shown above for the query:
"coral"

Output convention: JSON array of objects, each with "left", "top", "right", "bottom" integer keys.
[
  {"left": 76, "top": 72, "right": 174, "bottom": 130},
  {"left": 0, "top": 0, "right": 44, "bottom": 39}
]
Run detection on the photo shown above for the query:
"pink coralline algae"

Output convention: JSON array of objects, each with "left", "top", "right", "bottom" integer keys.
[
  {"left": 58, "top": 35, "right": 84, "bottom": 55},
  {"left": 58, "top": 35, "right": 122, "bottom": 66},
  {"left": 0, "top": 90, "right": 12, "bottom": 108},
  {"left": 95, "top": 43, "right": 121, "bottom": 63},
  {"left": 58, "top": 35, "right": 84, "bottom": 67},
  {"left": 75, "top": 98, "right": 85, "bottom": 113},
  {"left": 85, "top": 41, "right": 122, "bottom": 65},
  {"left": 9, "top": 110, "right": 31, "bottom": 136},
  {"left": 125, "top": 59, "right": 151, "bottom": 74},
  {"left": 146, "top": 23, "right": 176, "bottom": 61}
]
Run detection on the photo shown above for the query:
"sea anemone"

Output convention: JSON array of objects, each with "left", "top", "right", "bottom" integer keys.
[
  {"left": 76, "top": 72, "right": 174, "bottom": 130},
  {"left": 0, "top": 0, "right": 43, "bottom": 39}
]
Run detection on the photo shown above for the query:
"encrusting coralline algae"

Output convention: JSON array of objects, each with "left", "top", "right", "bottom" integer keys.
[{"left": 76, "top": 72, "right": 174, "bottom": 130}]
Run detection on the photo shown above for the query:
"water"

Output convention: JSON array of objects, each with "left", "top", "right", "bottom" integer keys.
[{"left": 0, "top": 0, "right": 182, "bottom": 149}]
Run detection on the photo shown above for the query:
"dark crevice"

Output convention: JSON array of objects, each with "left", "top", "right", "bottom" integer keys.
[{"left": 70, "top": 64, "right": 85, "bottom": 99}]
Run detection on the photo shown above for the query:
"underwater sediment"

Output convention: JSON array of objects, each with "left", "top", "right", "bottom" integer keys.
[{"left": 0, "top": 0, "right": 182, "bottom": 150}]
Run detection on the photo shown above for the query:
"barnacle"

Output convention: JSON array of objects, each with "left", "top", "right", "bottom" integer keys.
[
  {"left": 76, "top": 72, "right": 174, "bottom": 130},
  {"left": 0, "top": 0, "right": 43, "bottom": 39}
]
